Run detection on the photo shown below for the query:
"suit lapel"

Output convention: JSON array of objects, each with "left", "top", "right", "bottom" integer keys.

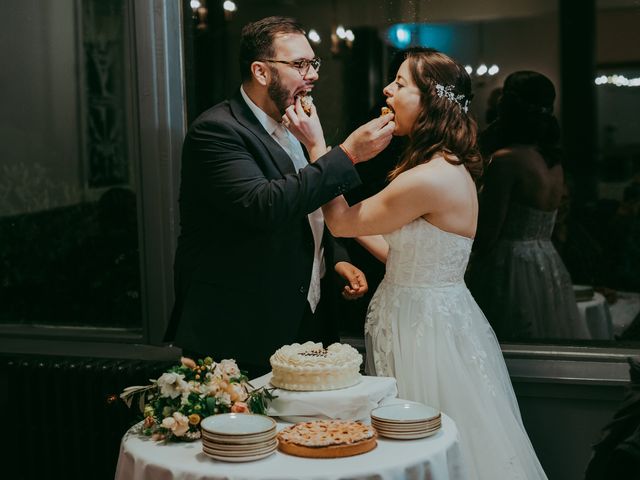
[{"left": 229, "top": 90, "right": 296, "bottom": 176}]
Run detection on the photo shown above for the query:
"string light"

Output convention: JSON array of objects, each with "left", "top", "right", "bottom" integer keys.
[
  {"left": 331, "top": 25, "right": 355, "bottom": 53},
  {"left": 595, "top": 74, "right": 640, "bottom": 87},
  {"left": 308, "top": 29, "right": 321, "bottom": 44},
  {"left": 223, "top": 0, "right": 237, "bottom": 12},
  {"left": 465, "top": 64, "right": 499, "bottom": 78}
]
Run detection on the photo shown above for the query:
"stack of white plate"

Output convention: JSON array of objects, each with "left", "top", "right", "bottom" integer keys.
[
  {"left": 370, "top": 402, "right": 441, "bottom": 440},
  {"left": 200, "top": 413, "right": 278, "bottom": 462},
  {"left": 573, "top": 284, "right": 595, "bottom": 302}
]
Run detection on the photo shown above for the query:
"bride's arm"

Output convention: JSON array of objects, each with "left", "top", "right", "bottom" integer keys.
[
  {"left": 322, "top": 166, "right": 438, "bottom": 237},
  {"left": 356, "top": 235, "right": 389, "bottom": 264}
]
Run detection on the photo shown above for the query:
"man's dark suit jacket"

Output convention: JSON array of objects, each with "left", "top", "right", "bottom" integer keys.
[{"left": 165, "top": 89, "right": 361, "bottom": 366}]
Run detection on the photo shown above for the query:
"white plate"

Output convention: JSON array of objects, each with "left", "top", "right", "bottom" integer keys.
[
  {"left": 372, "top": 418, "right": 441, "bottom": 430},
  {"left": 376, "top": 428, "right": 441, "bottom": 440},
  {"left": 373, "top": 425, "right": 441, "bottom": 434},
  {"left": 573, "top": 284, "right": 594, "bottom": 302},
  {"left": 203, "top": 442, "right": 277, "bottom": 456},
  {"left": 201, "top": 413, "right": 277, "bottom": 435},
  {"left": 202, "top": 430, "right": 276, "bottom": 445},
  {"left": 371, "top": 402, "right": 440, "bottom": 423},
  {"left": 203, "top": 448, "right": 277, "bottom": 462},
  {"left": 202, "top": 438, "right": 278, "bottom": 453},
  {"left": 374, "top": 424, "right": 441, "bottom": 434}
]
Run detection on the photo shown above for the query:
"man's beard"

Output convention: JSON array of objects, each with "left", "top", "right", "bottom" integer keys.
[{"left": 267, "top": 67, "right": 291, "bottom": 115}]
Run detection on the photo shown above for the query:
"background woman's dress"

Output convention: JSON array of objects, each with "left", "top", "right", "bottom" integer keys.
[
  {"left": 365, "top": 218, "right": 548, "bottom": 480},
  {"left": 466, "top": 202, "right": 590, "bottom": 340}
]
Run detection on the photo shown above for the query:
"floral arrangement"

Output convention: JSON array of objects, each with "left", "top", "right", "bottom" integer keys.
[{"left": 120, "top": 356, "right": 275, "bottom": 441}]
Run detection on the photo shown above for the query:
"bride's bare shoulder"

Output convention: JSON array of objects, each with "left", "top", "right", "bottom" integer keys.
[
  {"left": 416, "top": 155, "right": 462, "bottom": 179},
  {"left": 489, "top": 147, "right": 527, "bottom": 168},
  {"left": 395, "top": 159, "right": 453, "bottom": 194},
  {"left": 411, "top": 155, "right": 449, "bottom": 174}
]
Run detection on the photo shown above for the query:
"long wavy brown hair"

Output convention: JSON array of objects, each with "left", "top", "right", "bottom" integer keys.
[{"left": 388, "top": 48, "right": 482, "bottom": 182}]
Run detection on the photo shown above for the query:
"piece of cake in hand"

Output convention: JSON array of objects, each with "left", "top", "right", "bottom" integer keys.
[
  {"left": 299, "top": 94, "right": 313, "bottom": 116},
  {"left": 269, "top": 341, "right": 362, "bottom": 391}
]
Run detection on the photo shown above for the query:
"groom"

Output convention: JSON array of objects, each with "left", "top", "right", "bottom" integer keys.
[{"left": 165, "top": 16, "right": 395, "bottom": 377}]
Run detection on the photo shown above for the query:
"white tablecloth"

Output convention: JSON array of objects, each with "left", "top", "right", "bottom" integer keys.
[
  {"left": 251, "top": 373, "right": 398, "bottom": 421},
  {"left": 114, "top": 412, "right": 465, "bottom": 480},
  {"left": 577, "top": 292, "right": 614, "bottom": 340},
  {"left": 609, "top": 291, "right": 640, "bottom": 337}
]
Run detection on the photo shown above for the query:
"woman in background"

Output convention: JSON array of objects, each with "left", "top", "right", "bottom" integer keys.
[{"left": 466, "top": 71, "right": 589, "bottom": 341}]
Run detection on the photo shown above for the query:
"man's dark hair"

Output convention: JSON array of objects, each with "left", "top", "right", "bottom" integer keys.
[{"left": 239, "top": 16, "right": 305, "bottom": 81}]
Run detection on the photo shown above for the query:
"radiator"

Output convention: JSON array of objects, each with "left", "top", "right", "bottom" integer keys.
[{"left": 3, "top": 355, "right": 174, "bottom": 480}]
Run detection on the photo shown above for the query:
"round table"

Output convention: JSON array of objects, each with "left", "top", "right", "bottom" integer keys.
[
  {"left": 609, "top": 291, "right": 640, "bottom": 337},
  {"left": 577, "top": 292, "right": 613, "bottom": 340},
  {"left": 114, "top": 414, "right": 465, "bottom": 480}
]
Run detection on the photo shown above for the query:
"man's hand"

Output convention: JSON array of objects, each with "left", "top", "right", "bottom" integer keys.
[
  {"left": 334, "top": 261, "right": 368, "bottom": 300},
  {"left": 341, "top": 113, "right": 395, "bottom": 164},
  {"left": 283, "top": 97, "right": 326, "bottom": 158}
]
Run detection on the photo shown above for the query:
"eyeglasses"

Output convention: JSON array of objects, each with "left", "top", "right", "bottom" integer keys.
[{"left": 261, "top": 57, "right": 321, "bottom": 76}]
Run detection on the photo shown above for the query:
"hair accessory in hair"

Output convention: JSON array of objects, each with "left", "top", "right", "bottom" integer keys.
[{"left": 435, "top": 83, "right": 470, "bottom": 113}]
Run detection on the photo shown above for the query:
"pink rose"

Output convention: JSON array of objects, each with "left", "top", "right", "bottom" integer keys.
[
  {"left": 180, "top": 357, "right": 197, "bottom": 369},
  {"left": 229, "top": 382, "right": 248, "bottom": 402},
  {"left": 143, "top": 416, "right": 156, "bottom": 429},
  {"left": 231, "top": 402, "right": 249, "bottom": 413},
  {"left": 161, "top": 412, "right": 190, "bottom": 437}
]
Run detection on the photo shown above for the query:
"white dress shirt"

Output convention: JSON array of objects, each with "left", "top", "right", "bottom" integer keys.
[{"left": 240, "top": 86, "right": 325, "bottom": 312}]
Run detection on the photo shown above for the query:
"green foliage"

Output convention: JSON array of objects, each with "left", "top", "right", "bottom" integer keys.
[{"left": 120, "top": 357, "right": 276, "bottom": 441}]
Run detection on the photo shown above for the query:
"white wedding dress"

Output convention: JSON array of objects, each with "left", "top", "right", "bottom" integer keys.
[{"left": 365, "top": 218, "right": 548, "bottom": 480}]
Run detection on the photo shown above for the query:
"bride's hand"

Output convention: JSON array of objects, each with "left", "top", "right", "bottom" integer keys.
[
  {"left": 334, "top": 261, "right": 369, "bottom": 300},
  {"left": 283, "top": 98, "right": 326, "bottom": 160}
]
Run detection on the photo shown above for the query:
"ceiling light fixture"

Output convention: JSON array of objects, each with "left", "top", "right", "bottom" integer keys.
[{"left": 308, "top": 29, "right": 321, "bottom": 44}]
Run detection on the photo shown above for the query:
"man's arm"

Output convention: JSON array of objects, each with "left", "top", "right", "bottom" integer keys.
[{"left": 185, "top": 117, "right": 360, "bottom": 231}]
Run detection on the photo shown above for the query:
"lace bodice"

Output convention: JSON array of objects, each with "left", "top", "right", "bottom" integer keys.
[
  {"left": 383, "top": 218, "right": 473, "bottom": 287},
  {"left": 499, "top": 203, "right": 557, "bottom": 241}
]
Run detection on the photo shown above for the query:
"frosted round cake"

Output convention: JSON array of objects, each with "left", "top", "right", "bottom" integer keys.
[{"left": 269, "top": 342, "right": 362, "bottom": 391}]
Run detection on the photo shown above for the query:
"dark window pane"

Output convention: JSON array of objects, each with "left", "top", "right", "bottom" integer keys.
[{"left": 0, "top": 0, "right": 141, "bottom": 329}]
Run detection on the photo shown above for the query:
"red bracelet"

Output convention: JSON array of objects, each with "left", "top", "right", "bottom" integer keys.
[{"left": 339, "top": 143, "right": 357, "bottom": 164}]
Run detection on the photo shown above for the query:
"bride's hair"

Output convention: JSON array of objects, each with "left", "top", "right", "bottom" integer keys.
[{"left": 388, "top": 48, "right": 482, "bottom": 181}]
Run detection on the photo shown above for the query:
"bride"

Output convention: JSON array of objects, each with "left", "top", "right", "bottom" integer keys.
[{"left": 285, "top": 47, "right": 548, "bottom": 479}]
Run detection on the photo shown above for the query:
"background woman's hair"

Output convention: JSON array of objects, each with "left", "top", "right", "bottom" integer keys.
[
  {"left": 388, "top": 47, "right": 482, "bottom": 182},
  {"left": 480, "top": 70, "right": 561, "bottom": 168},
  {"left": 239, "top": 16, "right": 305, "bottom": 81}
]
